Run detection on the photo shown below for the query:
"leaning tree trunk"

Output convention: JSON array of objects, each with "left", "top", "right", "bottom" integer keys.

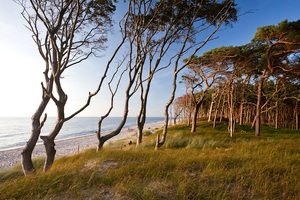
[
  {"left": 155, "top": 69, "right": 178, "bottom": 150},
  {"left": 228, "top": 81, "right": 235, "bottom": 137},
  {"left": 41, "top": 66, "right": 67, "bottom": 171},
  {"left": 191, "top": 103, "right": 201, "bottom": 133},
  {"left": 98, "top": 97, "right": 130, "bottom": 150},
  {"left": 255, "top": 75, "right": 265, "bottom": 136},
  {"left": 136, "top": 124, "right": 143, "bottom": 146},
  {"left": 136, "top": 79, "right": 151, "bottom": 146},
  {"left": 136, "top": 115, "right": 146, "bottom": 146},
  {"left": 41, "top": 118, "right": 64, "bottom": 171},
  {"left": 239, "top": 103, "right": 244, "bottom": 126},
  {"left": 21, "top": 66, "right": 53, "bottom": 175},
  {"left": 40, "top": 136, "right": 56, "bottom": 171},
  {"left": 155, "top": 109, "right": 169, "bottom": 150},
  {"left": 21, "top": 77, "right": 52, "bottom": 175},
  {"left": 207, "top": 99, "right": 214, "bottom": 122},
  {"left": 22, "top": 111, "right": 48, "bottom": 175},
  {"left": 98, "top": 117, "right": 127, "bottom": 150}
]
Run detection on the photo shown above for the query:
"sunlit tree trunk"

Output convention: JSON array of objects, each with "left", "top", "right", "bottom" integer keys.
[
  {"left": 275, "top": 101, "right": 279, "bottom": 129},
  {"left": 22, "top": 110, "right": 49, "bottom": 175},
  {"left": 155, "top": 70, "right": 177, "bottom": 150},
  {"left": 228, "top": 81, "right": 235, "bottom": 137},
  {"left": 213, "top": 92, "right": 223, "bottom": 128},
  {"left": 191, "top": 102, "right": 201, "bottom": 132},
  {"left": 296, "top": 101, "right": 299, "bottom": 130},
  {"left": 207, "top": 99, "right": 214, "bottom": 122},
  {"left": 21, "top": 66, "right": 53, "bottom": 175},
  {"left": 255, "top": 71, "right": 266, "bottom": 136}
]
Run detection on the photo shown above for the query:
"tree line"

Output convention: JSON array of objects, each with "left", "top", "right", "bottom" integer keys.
[{"left": 172, "top": 19, "right": 300, "bottom": 137}]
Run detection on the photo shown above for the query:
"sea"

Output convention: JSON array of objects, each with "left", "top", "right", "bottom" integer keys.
[{"left": 0, "top": 117, "right": 164, "bottom": 151}]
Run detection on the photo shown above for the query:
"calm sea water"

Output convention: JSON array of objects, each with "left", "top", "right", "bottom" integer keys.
[{"left": 0, "top": 117, "right": 163, "bottom": 151}]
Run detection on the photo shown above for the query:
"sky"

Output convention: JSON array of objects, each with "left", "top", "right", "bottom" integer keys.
[{"left": 0, "top": 0, "right": 299, "bottom": 117}]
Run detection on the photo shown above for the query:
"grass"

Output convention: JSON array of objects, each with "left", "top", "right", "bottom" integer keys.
[{"left": 0, "top": 121, "right": 299, "bottom": 199}]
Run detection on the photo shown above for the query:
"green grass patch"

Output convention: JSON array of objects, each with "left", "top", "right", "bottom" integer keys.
[{"left": 0, "top": 121, "right": 299, "bottom": 199}]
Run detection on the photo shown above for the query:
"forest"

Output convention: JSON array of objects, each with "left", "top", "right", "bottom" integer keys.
[
  {"left": 10, "top": 0, "right": 300, "bottom": 182},
  {"left": 172, "top": 19, "right": 300, "bottom": 137}
]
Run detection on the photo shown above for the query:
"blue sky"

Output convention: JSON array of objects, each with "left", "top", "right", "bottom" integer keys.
[{"left": 0, "top": 0, "right": 299, "bottom": 117}]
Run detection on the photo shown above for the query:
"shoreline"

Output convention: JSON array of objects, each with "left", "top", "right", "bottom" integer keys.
[{"left": 0, "top": 121, "right": 164, "bottom": 171}]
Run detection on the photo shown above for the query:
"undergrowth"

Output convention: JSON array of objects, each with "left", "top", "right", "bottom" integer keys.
[{"left": 0, "top": 121, "right": 299, "bottom": 199}]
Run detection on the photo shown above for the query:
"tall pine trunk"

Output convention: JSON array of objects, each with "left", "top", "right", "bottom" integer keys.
[
  {"left": 295, "top": 101, "right": 299, "bottom": 130},
  {"left": 255, "top": 75, "right": 265, "bottom": 136}
]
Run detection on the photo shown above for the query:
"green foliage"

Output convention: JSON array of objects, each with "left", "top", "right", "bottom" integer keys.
[
  {"left": 130, "top": 0, "right": 237, "bottom": 34},
  {"left": 253, "top": 19, "right": 300, "bottom": 43},
  {"left": 0, "top": 121, "right": 299, "bottom": 199}
]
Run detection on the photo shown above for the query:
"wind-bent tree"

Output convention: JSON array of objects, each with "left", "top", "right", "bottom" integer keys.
[
  {"left": 155, "top": 0, "right": 238, "bottom": 149},
  {"left": 18, "top": 0, "right": 116, "bottom": 174},
  {"left": 172, "top": 19, "right": 300, "bottom": 136},
  {"left": 183, "top": 46, "right": 236, "bottom": 133},
  {"left": 96, "top": 0, "right": 149, "bottom": 149},
  {"left": 251, "top": 19, "right": 300, "bottom": 136}
]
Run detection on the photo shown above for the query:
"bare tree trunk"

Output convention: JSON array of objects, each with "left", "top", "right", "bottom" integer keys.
[
  {"left": 191, "top": 103, "right": 201, "bottom": 132},
  {"left": 136, "top": 119, "right": 144, "bottom": 146},
  {"left": 98, "top": 113, "right": 129, "bottom": 149},
  {"left": 22, "top": 111, "right": 48, "bottom": 175},
  {"left": 294, "top": 100, "right": 299, "bottom": 130},
  {"left": 98, "top": 97, "right": 130, "bottom": 149},
  {"left": 97, "top": 56, "right": 137, "bottom": 149},
  {"left": 239, "top": 103, "right": 244, "bottom": 125},
  {"left": 213, "top": 92, "right": 223, "bottom": 128},
  {"left": 136, "top": 93, "right": 147, "bottom": 146},
  {"left": 40, "top": 136, "right": 56, "bottom": 171},
  {"left": 208, "top": 99, "right": 214, "bottom": 122},
  {"left": 295, "top": 101, "right": 299, "bottom": 130},
  {"left": 188, "top": 95, "right": 192, "bottom": 127},
  {"left": 275, "top": 101, "right": 279, "bottom": 129},
  {"left": 155, "top": 104, "right": 171, "bottom": 150},
  {"left": 22, "top": 72, "right": 52, "bottom": 175},
  {"left": 41, "top": 119, "right": 64, "bottom": 171},
  {"left": 255, "top": 75, "right": 265, "bottom": 136},
  {"left": 155, "top": 70, "right": 178, "bottom": 150},
  {"left": 228, "top": 82, "right": 234, "bottom": 137},
  {"left": 220, "top": 99, "right": 225, "bottom": 122}
]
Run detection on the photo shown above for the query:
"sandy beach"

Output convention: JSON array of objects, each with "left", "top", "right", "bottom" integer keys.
[{"left": 0, "top": 121, "right": 164, "bottom": 171}]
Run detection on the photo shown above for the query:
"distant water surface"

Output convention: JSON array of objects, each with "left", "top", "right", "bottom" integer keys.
[{"left": 0, "top": 117, "right": 163, "bottom": 151}]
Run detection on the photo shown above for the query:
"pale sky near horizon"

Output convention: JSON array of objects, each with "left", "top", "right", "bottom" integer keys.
[{"left": 0, "top": 0, "right": 299, "bottom": 117}]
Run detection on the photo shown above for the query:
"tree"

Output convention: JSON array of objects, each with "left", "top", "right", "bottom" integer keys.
[
  {"left": 155, "top": 0, "right": 237, "bottom": 149},
  {"left": 96, "top": 0, "right": 150, "bottom": 149},
  {"left": 18, "top": 0, "right": 116, "bottom": 174},
  {"left": 95, "top": 0, "right": 237, "bottom": 148},
  {"left": 252, "top": 19, "right": 300, "bottom": 136},
  {"left": 173, "top": 19, "right": 300, "bottom": 136},
  {"left": 172, "top": 96, "right": 186, "bottom": 124},
  {"left": 184, "top": 46, "right": 236, "bottom": 133}
]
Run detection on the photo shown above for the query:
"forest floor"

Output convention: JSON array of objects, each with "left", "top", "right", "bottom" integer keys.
[{"left": 0, "top": 120, "right": 299, "bottom": 199}]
